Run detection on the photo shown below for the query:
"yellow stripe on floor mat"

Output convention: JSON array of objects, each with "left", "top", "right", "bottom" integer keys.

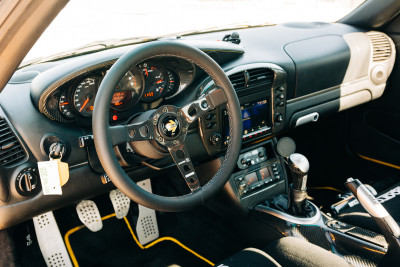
[{"left": 64, "top": 213, "right": 214, "bottom": 267}]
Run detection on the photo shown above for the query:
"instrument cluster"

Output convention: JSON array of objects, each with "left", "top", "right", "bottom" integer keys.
[{"left": 48, "top": 58, "right": 195, "bottom": 125}]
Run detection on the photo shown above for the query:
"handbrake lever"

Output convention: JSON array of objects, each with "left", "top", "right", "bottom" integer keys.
[{"left": 345, "top": 178, "right": 400, "bottom": 265}]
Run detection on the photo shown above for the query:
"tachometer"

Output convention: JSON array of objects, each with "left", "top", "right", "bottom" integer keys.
[
  {"left": 73, "top": 76, "right": 100, "bottom": 117},
  {"left": 141, "top": 64, "right": 167, "bottom": 102}
]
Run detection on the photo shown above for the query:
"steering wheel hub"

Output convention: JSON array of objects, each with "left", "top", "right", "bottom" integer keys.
[{"left": 159, "top": 114, "right": 181, "bottom": 139}]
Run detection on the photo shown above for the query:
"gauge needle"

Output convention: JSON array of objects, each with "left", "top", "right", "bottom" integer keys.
[
  {"left": 80, "top": 97, "right": 90, "bottom": 112},
  {"left": 156, "top": 79, "right": 163, "bottom": 84},
  {"left": 145, "top": 68, "right": 149, "bottom": 76}
]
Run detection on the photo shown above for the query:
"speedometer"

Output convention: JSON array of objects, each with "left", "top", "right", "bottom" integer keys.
[{"left": 73, "top": 76, "right": 100, "bottom": 117}]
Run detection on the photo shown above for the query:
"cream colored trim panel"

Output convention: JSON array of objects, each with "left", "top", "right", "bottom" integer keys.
[{"left": 340, "top": 31, "right": 396, "bottom": 111}]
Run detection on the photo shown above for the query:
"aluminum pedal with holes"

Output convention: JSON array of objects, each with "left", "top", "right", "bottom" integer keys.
[
  {"left": 76, "top": 200, "right": 103, "bottom": 232},
  {"left": 33, "top": 211, "right": 73, "bottom": 267},
  {"left": 136, "top": 179, "right": 159, "bottom": 245},
  {"left": 109, "top": 189, "right": 131, "bottom": 219}
]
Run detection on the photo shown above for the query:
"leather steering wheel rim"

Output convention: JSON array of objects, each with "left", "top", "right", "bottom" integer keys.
[{"left": 93, "top": 41, "right": 242, "bottom": 212}]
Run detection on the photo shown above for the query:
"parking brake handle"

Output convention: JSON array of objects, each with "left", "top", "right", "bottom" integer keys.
[{"left": 345, "top": 178, "right": 400, "bottom": 266}]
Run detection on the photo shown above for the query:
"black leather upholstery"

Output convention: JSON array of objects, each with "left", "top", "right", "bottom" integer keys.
[{"left": 218, "top": 237, "right": 352, "bottom": 267}]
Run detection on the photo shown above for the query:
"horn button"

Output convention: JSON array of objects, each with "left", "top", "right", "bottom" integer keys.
[{"left": 159, "top": 115, "right": 181, "bottom": 138}]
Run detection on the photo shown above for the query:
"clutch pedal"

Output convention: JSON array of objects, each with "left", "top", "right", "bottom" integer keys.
[
  {"left": 33, "top": 212, "right": 73, "bottom": 267},
  {"left": 109, "top": 189, "right": 131, "bottom": 219},
  {"left": 76, "top": 200, "right": 103, "bottom": 232},
  {"left": 136, "top": 179, "right": 159, "bottom": 245}
]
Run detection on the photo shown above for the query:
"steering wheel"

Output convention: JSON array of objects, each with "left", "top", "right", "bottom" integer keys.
[{"left": 92, "top": 41, "right": 242, "bottom": 212}]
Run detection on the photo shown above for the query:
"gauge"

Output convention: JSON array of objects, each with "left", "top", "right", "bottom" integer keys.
[
  {"left": 59, "top": 91, "right": 74, "bottom": 119},
  {"left": 73, "top": 76, "right": 100, "bottom": 117},
  {"left": 141, "top": 64, "right": 167, "bottom": 102},
  {"left": 111, "top": 68, "right": 143, "bottom": 110},
  {"left": 164, "top": 69, "right": 180, "bottom": 97}
]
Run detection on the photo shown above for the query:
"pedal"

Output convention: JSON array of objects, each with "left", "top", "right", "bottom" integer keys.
[
  {"left": 109, "top": 189, "right": 131, "bottom": 219},
  {"left": 76, "top": 200, "right": 103, "bottom": 232},
  {"left": 33, "top": 212, "right": 73, "bottom": 267},
  {"left": 136, "top": 179, "right": 159, "bottom": 245}
]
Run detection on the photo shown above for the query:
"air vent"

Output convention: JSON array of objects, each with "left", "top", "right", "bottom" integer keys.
[
  {"left": 0, "top": 118, "right": 26, "bottom": 166},
  {"left": 248, "top": 68, "right": 274, "bottom": 87},
  {"left": 367, "top": 32, "right": 392, "bottom": 62},
  {"left": 228, "top": 72, "right": 246, "bottom": 90}
]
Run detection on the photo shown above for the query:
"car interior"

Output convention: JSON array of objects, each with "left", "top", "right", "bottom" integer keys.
[{"left": 1, "top": 0, "right": 400, "bottom": 266}]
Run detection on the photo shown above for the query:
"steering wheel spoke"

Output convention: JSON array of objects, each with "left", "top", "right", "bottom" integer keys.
[
  {"left": 168, "top": 144, "right": 201, "bottom": 192},
  {"left": 109, "top": 120, "right": 155, "bottom": 146},
  {"left": 180, "top": 88, "right": 227, "bottom": 124}
]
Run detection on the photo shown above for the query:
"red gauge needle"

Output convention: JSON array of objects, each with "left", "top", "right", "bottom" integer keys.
[
  {"left": 156, "top": 79, "right": 163, "bottom": 84},
  {"left": 60, "top": 102, "right": 69, "bottom": 105},
  {"left": 145, "top": 68, "right": 149, "bottom": 77},
  {"left": 80, "top": 97, "right": 90, "bottom": 112}
]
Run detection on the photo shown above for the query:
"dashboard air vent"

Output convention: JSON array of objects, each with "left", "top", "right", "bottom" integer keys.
[
  {"left": 367, "top": 32, "right": 392, "bottom": 62},
  {"left": 248, "top": 68, "right": 274, "bottom": 87},
  {"left": 228, "top": 72, "right": 246, "bottom": 90},
  {"left": 0, "top": 118, "right": 26, "bottom": 166}
]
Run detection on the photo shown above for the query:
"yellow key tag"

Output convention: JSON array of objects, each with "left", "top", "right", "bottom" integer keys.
[{"left": 52, "top": 158, "right": 69, "bottom": 186}]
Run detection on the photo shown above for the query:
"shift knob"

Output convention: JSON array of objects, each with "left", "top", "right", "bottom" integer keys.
[{"left": 288, "top": 153, "right": 309, "bottom": 190}]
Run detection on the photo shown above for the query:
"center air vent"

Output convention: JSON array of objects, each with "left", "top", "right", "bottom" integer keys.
[
  {"left": 228, "top": 72, "right": 246, "bottom": 90},
  {"left": 367, "top": 32, "right": 392, "bottom": 62},
  {"left": 228, "top": 68, "right": 274, "bottom": 93},
  {"left": 0, "top": 118, "right": 26, "bottom": 166},
  {"left": 248, "top": 68, "right": 274, "bottom": 87}
]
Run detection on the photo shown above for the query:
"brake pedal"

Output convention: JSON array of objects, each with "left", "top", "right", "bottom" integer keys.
[
  {"left": 136, "top": 179, "right": 159, "bottom": 245},
  {"left": 76, "top": 200, "right": 103, "bottom": 232},
  {"left": 33, "top": 212, "right": 73, "bottom": 267},
  {"left": 109, "top": 189, "right": 131, "bottom": 219}
]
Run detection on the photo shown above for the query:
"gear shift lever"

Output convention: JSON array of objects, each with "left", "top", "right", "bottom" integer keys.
[{"left": 287, "top": 153, "right": 310, "bottom": 216}]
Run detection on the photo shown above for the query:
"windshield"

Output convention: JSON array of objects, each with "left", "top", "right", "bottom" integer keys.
[{"left": 24, "top": 0, "right": 365, "bottom": 63}]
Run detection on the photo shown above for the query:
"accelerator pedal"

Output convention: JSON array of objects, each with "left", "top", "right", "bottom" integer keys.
[
  {"left": 136, "top": 179, "right": 159, "bottom": 245},
  {"left": 109, "top": 189, "right": 131, "bottom": 219},
  {"left": 76, "top": 200, "right": 103, "bottom": 232},
  {"left": 33, "top": 212, "right": 73, "bottom": 267}
]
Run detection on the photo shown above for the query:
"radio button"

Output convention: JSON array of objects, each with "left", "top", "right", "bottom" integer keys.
[
  {"left": 277, "top": 94, "right": 285, "bottom": 100},
  {"left": 277, "top": 101, "right": 284, "bottom": 108}
]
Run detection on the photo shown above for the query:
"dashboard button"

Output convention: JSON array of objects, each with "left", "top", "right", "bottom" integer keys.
[
  {"left": 205, "top": 113, "right": 216, "bottom": 120},
  {"left": 206, "top": 122, "right": 216, "bottom": 129},
  {"left": 275, "top": 114, "right": 283, "bottom": 123}
]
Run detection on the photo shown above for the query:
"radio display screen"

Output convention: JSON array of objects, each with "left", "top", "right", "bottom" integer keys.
[{"left": 224, "top": 99, "right": 270, "bottom": 144}]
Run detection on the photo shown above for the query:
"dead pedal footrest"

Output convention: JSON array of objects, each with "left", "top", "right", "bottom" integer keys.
[{"left": 33, "top": 211, "right": 73, "bottom": 267}]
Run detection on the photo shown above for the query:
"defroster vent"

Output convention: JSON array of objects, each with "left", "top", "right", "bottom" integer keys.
[
  {"left": 367, "top": 32, "right": 392, "bottom": 62},
  {"left": 0, "top": 118, "right": 26, "bottom": 166}
]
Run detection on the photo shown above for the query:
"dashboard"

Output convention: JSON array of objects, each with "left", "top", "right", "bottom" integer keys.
[{"left": 0, "top": 22, "right": 396, "bottom": 229}]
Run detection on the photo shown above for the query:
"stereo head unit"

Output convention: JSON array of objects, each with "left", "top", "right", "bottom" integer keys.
[{"left": 224, "top": 99, "right": 271, "bottom": 145}]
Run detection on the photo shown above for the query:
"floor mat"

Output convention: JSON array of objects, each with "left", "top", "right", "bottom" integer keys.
[{"left": 65, "top": 213, "right": 213, "bottom": 267}]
